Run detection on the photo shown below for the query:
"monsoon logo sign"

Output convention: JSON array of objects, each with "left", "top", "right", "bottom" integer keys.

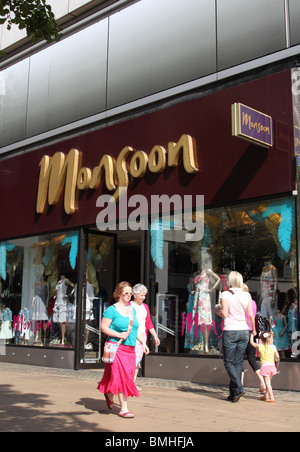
[{"left": 232, "top": 103, "right": 273, "bottom": 148}]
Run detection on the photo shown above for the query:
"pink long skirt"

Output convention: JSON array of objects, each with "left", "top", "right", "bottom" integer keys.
[{"left": 97, "top": 344, "right": 140, "bottom": 398}]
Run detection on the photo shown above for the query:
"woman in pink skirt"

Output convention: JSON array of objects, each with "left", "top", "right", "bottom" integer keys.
[{"left": 98, "top": 282, "right": 149, "bottom": 418}]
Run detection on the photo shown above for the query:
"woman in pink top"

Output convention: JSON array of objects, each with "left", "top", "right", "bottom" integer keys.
[{"left": 216, "top": 272, "right": 256, "bottom": 403}]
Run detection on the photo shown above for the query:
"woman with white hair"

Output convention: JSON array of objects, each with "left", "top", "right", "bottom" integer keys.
[
  {"left": 131, "top": 284, "right": 160, "bottom": 385},
  {"left": 216, "top": 271, "right": 256, "bottom": 403}
]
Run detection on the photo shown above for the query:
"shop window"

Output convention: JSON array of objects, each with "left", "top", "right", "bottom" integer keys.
[
  {"left": 0, "top": 231, "right": 79, "bottom": 348},
  {"left": 149, "top": 196, "right": 298, "bottom": 359}
]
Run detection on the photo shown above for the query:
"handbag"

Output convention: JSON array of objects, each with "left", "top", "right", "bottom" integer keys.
[{"left": 102, "top": 306, "right": 133, "bottom": 364}]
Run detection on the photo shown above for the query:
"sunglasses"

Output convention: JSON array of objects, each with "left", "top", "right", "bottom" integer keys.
[{"left": 122, "top": 292, "right": 133, "bottom": 296}]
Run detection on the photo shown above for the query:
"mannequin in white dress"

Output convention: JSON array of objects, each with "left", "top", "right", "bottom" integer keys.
[{"left": 53, "top": 275, "right": 75, "bottom": 345}]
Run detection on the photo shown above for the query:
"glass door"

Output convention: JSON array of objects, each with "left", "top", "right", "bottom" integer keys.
[{"left": 77, "top": 230, "right": 116, "bottom": 368}]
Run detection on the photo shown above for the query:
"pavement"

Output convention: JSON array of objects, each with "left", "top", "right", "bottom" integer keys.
[{"left": 0, "top": 362, "right": 300, "bottom": 434}]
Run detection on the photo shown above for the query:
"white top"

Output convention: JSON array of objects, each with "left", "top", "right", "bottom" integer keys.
[
  {"left": 221, "top": 288, "right": 251, "bottom": 331},
  {"left": 131, "top": 302, "right": 147, "bottom": 334}
]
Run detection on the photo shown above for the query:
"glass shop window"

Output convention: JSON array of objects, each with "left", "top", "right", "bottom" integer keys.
[
  {"left": 0, "top": 231, "right": 79, "bottom": 348},
  {"left": 148, "top": 196, "right": 298, "bottom": 358}
]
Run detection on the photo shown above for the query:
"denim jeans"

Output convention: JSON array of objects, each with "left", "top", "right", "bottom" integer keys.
[{"left": 222, "top": 330, "right": 249, "bottom": 398}]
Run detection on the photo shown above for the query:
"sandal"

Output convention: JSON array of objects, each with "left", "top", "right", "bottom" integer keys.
[
  {"left": 104, "top": 393, "right": 113, "bottom": 410},
  {"left": 118, "top": 411, "right": 135, "bottom": 418}
]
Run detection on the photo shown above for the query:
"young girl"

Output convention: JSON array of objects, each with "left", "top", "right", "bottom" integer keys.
[{"left": 250, "top": 331, "right": 280, "bottom": 403}]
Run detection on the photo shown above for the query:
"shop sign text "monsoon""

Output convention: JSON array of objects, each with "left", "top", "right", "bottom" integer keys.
[
  {"left": 232, "top": 103, "right": 273, "bottom": 148},
  {"left": 36, "top": 134, "right": 198, "bottom": 216}
]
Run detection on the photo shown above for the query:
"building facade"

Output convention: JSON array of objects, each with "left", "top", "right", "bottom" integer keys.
[{"left": 0, "top": 0, "right": 300, "bottom": 390}]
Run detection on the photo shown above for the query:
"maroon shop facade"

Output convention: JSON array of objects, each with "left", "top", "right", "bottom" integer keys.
[{"left": 0, "top": 69, "right": 299, "bottom": 390}]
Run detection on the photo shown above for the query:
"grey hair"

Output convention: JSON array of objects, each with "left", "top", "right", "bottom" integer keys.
[{"left": 133, "top": 283, "right": 148, "bottom": 295}]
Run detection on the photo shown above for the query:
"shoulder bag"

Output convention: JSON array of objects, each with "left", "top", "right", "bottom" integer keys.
[
  {"left": 102, "top": 306, "right": 133, "bottom": 364},
  {"left": 229, "top": 289, "right": 247, "bottom": 315}
]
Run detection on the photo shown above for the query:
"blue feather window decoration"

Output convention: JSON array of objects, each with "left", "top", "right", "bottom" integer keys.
[
  {"left": 62, "top": 232, "right": 79, "bottom": 270},
  {"left": 262, "top": 199, "right": 295, "bottom": 259},
  {"left": 247, "top": 198, "right": 295, "bottom": 259},
  {"left": 150, "top": 218, "right": 177, "bottom": 270},
  {"left": 0, "top": 242, "right": 16, "bottom": 280}
]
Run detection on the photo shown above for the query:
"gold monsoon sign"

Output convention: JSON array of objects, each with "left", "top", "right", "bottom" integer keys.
[{"left": 36, "top": 134, "right": 198, "bottom": 215}]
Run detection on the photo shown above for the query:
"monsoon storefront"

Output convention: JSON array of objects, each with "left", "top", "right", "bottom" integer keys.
[{"left": 0, "top": 69, "right": 299, "bottom": 390}]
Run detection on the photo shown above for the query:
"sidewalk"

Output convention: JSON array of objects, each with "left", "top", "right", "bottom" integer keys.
[{"left": 0, "top": 362, "right": 299, "bottom": 433}]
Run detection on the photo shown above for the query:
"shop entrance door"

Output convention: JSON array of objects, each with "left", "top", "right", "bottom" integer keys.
[
  {"left": 75, "top": 228, "right": 144, "bottom": 369},
  {"left": 77, "top": 230, "right": 116, "bottom": 368}
]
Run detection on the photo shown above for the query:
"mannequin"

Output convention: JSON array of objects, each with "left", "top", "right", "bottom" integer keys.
[
  {"left": 74, "top": 280, "right": 95, "bottom": 349},
  {"left": 32, "top": 277, "right": 49, "bottom": 343},
  {"left": 260, "top": 261, "right": 278, "bottom": 319},
  {"left": 85, "top": 281, "right": 95, "bottom": 349},
  {"left": 184, "top": 277, "right": 199, "bottom": 351},
  {"left": 0, "top": 305, "right": 13, "bottom": 342},
  {"left": 53, "top": 275, "right": 75, "bottom": 345},
  {"left": 193, "top": 267, "right": 220, "bottom": 353},
  {"left": 272, "top": 310, "right": 290, "bottom": 356},
  {"left": 15, "top": 308, "right": 31, "bottom": 345},
  {"left": 280, "top": 287, "right": 298, "bottom": 357}
]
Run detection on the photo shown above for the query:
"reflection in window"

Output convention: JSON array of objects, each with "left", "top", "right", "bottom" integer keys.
[
  {"left": 82, "top": 234, "right": 115, "bottom": 364},
  {"left": 149, "top": 196, "right": 297, "bottom": 358}
]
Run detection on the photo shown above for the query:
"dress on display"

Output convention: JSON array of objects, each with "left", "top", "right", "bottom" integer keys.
[
  {"left": 288, "top": 306, "right": 298, "bottom": 355},
  {"left": 260, "top": 267, "right": 277, "bottom": 319},
  {"left": 272, "top": 315, "right": 290, "bottom": 351},
  {"left": 0, "top": 308, "right": 13, "bottom": 339},
  {"left": 32, "top": 283, "right": 49, "bottom": 321},
  {"left": 289, "top": 306, "right": 298, "bottom": 334},
  {"left": 184, "top": 281, "right": 202, "bottom": 350},
  {"left": 193, "top": 273, "right": 212, "bottom": 326},
  {"left": 53, "top": 280, "right": 68, "bottom": 323}
]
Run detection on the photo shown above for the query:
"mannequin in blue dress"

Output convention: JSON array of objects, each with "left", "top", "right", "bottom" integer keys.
[{"left": 184, "top": 276, "right": 202, "bottom": 350}]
